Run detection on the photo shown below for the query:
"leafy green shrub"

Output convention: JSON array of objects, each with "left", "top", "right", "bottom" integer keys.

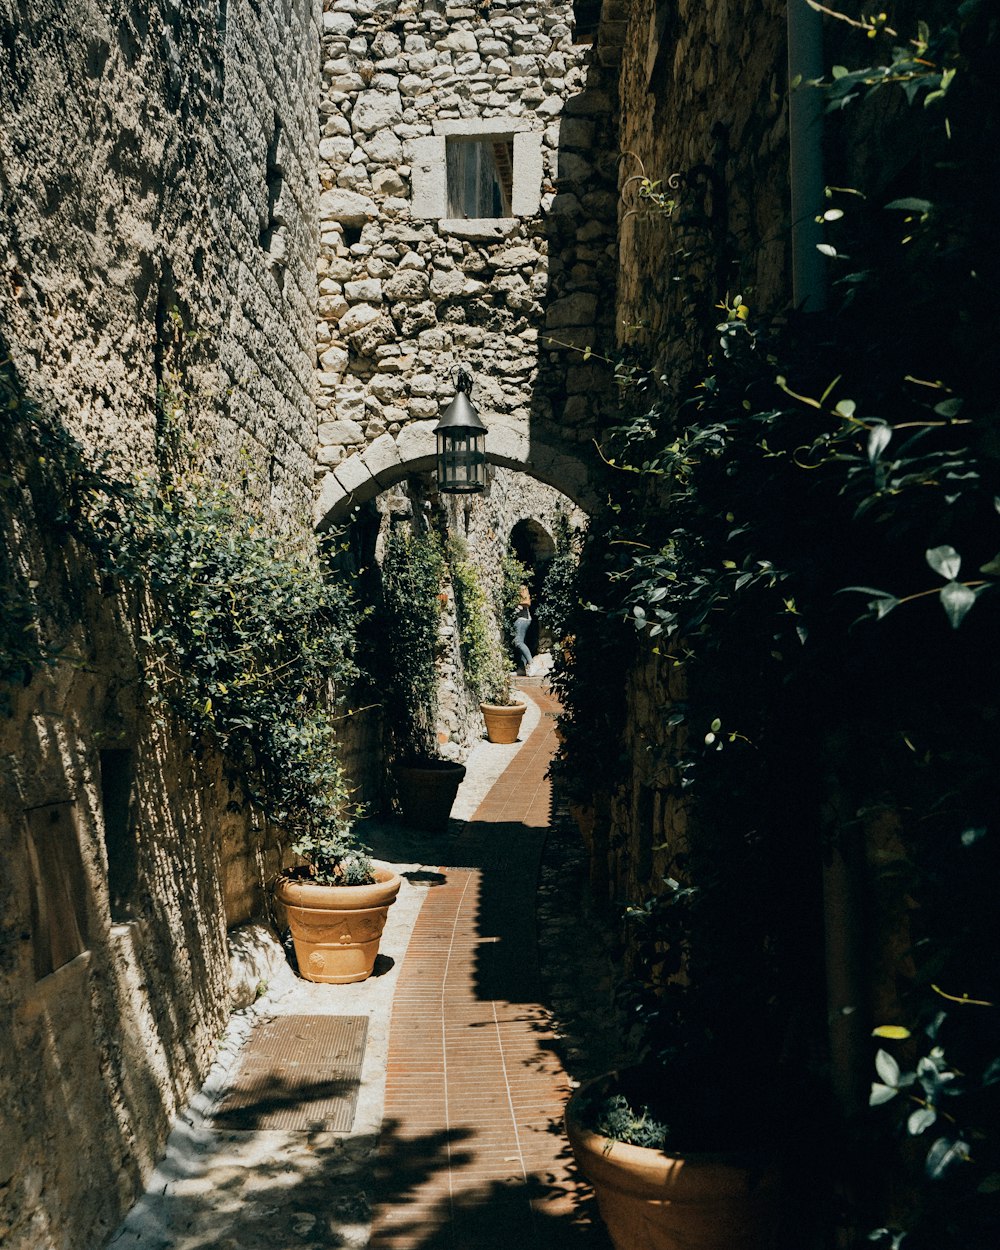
[
  {"left": 536, "top": 511, "right": 582, "bottom": 645},
  {"left": 2, "top": 352, "right": 371, "bottom": 885},
  {"left": 447, "top": 535, "right": 512, "bottom": 706},
  {"left": 499, "top": 550, "right": 531, "bottom": 615},
  {"left": 107, "top": 472, "right": 372, "bottom": 883},
  {"left": 380, "top": 524, "right": 446, "bottom": 759},
  {"left": 557, "top": 3, "right": 1000, "bottom": 1228}
]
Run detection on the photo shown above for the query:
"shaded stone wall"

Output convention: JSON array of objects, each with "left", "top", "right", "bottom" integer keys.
[
  {"left": 580, "top": 0, "right": 792, "bottom": 910},
  {"left": 313, "top": 0, "right": 620, "bottom": 524},
  {"left": 615, "top": 0, "right": 789, "bottom": 391},
  {"left": 0, "top": 3, "right": 322, "bottom": 1247}
]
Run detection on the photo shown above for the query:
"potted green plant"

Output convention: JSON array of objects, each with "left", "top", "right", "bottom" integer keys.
[
  {"left": 380, "top": 523, "right": 465, "bottom": 831},
  {"left": 477, "top": 654, "right": 527, "bottom": 744},
  {"left": 563, "top": 860, "right": 793, "bottom": 1249},
  {"left": 565, "top": 1073, "right": 782, "bottom": 1250},
  {"left": 274, "top": 825, "right": 400, "bottom": 985}
]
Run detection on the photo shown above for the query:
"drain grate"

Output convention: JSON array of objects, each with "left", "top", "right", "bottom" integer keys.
[{"left": 212, "top": 1014, "right": 368, "bottom": 1132}]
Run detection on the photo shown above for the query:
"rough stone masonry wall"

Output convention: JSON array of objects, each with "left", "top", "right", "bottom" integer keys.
[
  {"left": 0, "top": 3, "right": 322, "bottom": 1247},
  {"left": 615, "top": 0, "right": 789, "bottom": 392},
  {"left": 583, "top": 0, "right": 792, "bottom": 910},
  {"left": 313, "top": 0, "right": 620, "bottom": 520}
]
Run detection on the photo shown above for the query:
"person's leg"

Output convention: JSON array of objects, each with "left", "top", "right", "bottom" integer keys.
[{"left": 513, "top": 616, "right": 532, "bottom": 673}]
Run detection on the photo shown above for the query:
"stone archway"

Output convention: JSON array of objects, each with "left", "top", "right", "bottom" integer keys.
[{"left": 314, "top": 421, "right": 599, "bottom": 531}]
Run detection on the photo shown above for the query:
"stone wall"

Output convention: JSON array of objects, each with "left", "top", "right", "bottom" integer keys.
[
  {"left": 578, "top": 0, "right": 793, "bottom": 909},
  {"left": 0, "top": 3, "right": 322, "bottom": 1247},
  {"left": 614, "top": 0, "right": 789, "bottom": 390},
  {"left": 313, "top": 0, "right": 620, "bottom": 525}
]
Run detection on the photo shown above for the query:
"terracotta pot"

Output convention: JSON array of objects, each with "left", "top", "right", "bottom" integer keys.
[
  {"left": 394, "top": 758, "right": 466, "bottom": 832},
  {"left": 480, "top": 699, "right": 527, "bottom": 744},
  {"left": 274, "top": 867, "right": 401, "bottom": 984},
  {"left": 565, "top": 1076, "right": 781, "bottom": 1250}
]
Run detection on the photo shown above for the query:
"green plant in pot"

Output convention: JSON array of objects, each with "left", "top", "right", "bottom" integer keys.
[
  {"left": 448, "top": 536, "right": 527, "bottom": 744},
  {"left": 564, "top": 835, "right": 796, "bottom": 1250},
  {"left": 275, "top": 808, "right": 402, "bottom": 986},
  {"left": 380, "top": 523, "right": 465, "bottom": 830}
]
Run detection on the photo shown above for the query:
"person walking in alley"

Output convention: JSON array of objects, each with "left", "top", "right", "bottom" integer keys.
[{"left": 513, "top": 583, "right": 533, "bottom": 676}]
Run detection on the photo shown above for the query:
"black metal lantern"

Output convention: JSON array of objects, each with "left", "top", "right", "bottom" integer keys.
[{"left": 435, "top": 366, "right": 487, "bottom": 494}]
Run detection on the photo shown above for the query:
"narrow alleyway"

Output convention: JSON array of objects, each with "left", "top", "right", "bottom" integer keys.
[
  {"left": 371, "top": 683, "right": 606, "bottom": 1249},
  {"left": 113, "top": 683, "right": 616, "bottom": 1249}
]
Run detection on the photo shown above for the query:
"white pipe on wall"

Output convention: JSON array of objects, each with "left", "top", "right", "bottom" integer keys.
[{"left": 787, "top": 0, "right": 827, "bottom": 312}]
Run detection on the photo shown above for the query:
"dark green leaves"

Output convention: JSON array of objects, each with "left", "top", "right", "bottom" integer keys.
[
  {"left": 926, "top": 545, "right": 961, "bottom": 580},
  {"left": 926, "top": 547, "right": 980, "bottom": 628}
]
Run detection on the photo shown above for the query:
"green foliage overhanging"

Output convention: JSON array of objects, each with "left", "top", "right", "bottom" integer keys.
[
  {"left": 446, "top": 534, "right": 512, "bottom": 706},
  {"left": 536, "top": 511, "right": 582, "bottom": 648},
  {"left": 555, "top": 1, "right": 999, "bottom": 1236}
]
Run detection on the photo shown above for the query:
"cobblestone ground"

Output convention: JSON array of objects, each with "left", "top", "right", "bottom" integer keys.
[{"left": 113, "top": 683, "right": 622, "bottom": 1249}]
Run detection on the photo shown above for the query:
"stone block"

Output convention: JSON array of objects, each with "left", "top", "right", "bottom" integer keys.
[
  {"left": 338, "top": 303, "right": 381, "bottom": 335},
  {"left": 545, "top": 291, "right": 598, "bottom": 328},
  {"left": 319, "top": 188, "right": 378, "bottom": 226},
  {"left": 384, "top": 270, "right": 429, "bottom": 302},
  {"left": 318, "top": 419, "right": 364, "bottom": 445},
  {"left": 318, "top": 344, "right": 350, "bottom": 373},
  {"left": 316, "top": 472, "right": 351, "bottom": 528},
  {"left": 334, "top": 451, "right": 377, "bottom": 497},
  {"left": 345, "top": 279, "right": 384, "bottom": 303},
  {"left": 395, "top": 419, "right": 438, "bottom": 470},
  {"left": 408, "top": 373, "right": 438, "bottom": 398},
  {"left": 485, "top": 424, "right": 530, "bottom": 469},
  {"left": 352, "top": 89, "right": 403, "bottom": 134},
  {"left": 373, "top": 169, "right": 408, "bottom": 197},
  {"left": 360, "top": 431, "right": 403, "bottom": 485}
]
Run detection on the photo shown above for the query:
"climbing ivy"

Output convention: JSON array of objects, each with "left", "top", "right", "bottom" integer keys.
[
  {"left": 446, "top": 535, "right": 511, "bottom": 706},
  {"left": 1, "top": 349, "right": 370, "bottom": 881}
]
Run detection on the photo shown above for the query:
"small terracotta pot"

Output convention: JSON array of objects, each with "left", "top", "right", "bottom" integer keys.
[
  {"left": 274, "top": 867, "right": 401, "bottom": 984},
  {"left": 480, "top": 700, "right": 527, "bottom": 744},
  {"left": 565, "top": 1075, "right": 781, "bottom": 1250},
  {"left": 394, "top": 758, "right": 466, "bottom": 832}
]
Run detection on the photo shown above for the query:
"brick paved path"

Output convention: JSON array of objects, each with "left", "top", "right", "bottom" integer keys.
[{"left": 371, "top": 683, "right": 608, "bottom": 1249}]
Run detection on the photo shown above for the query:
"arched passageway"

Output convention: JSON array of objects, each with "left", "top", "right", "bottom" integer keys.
[
  {"left": 509, "top": 517, "right": 557, "bottom": 657},
  {"left": 314, "top": 423, "right": 598, "bottom": 533}
]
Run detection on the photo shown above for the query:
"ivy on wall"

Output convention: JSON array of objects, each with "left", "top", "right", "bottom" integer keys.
[
  {"left": 1, "top": 348, "right": 367, "bottom": 870},
  {"left": 379, "top": 522, "right": 446, "bottom": 760}
]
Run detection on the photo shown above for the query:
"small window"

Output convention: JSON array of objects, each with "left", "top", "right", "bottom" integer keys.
[
  {"left": 446, "top": 137, "right": 514, "bottom": 220},
  {"left": 100, "top": 749, "right": 138, "bottom": 922}
]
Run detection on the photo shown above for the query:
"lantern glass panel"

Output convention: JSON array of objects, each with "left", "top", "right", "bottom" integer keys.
[{"left": 437, "top": 428, "right": 486, "bottom": 493}]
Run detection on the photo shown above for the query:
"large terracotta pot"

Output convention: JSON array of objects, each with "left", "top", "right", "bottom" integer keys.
[
  {"left": 565, "top": 1076, "right": 781, "bottom": 1250},
  {"left": 394, "top": 758, "right": 466, "bottom": 832},
  {"left": 274, "top": 867, "right": 401, "bottom": 984},
  {"left": 480, "top": 699, "right": 527, "bottom": 744}
]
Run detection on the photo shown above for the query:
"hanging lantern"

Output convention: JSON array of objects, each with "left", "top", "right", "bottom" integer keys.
[{"left": 435, "top": 366, "right": 487, "bottom": 494}]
